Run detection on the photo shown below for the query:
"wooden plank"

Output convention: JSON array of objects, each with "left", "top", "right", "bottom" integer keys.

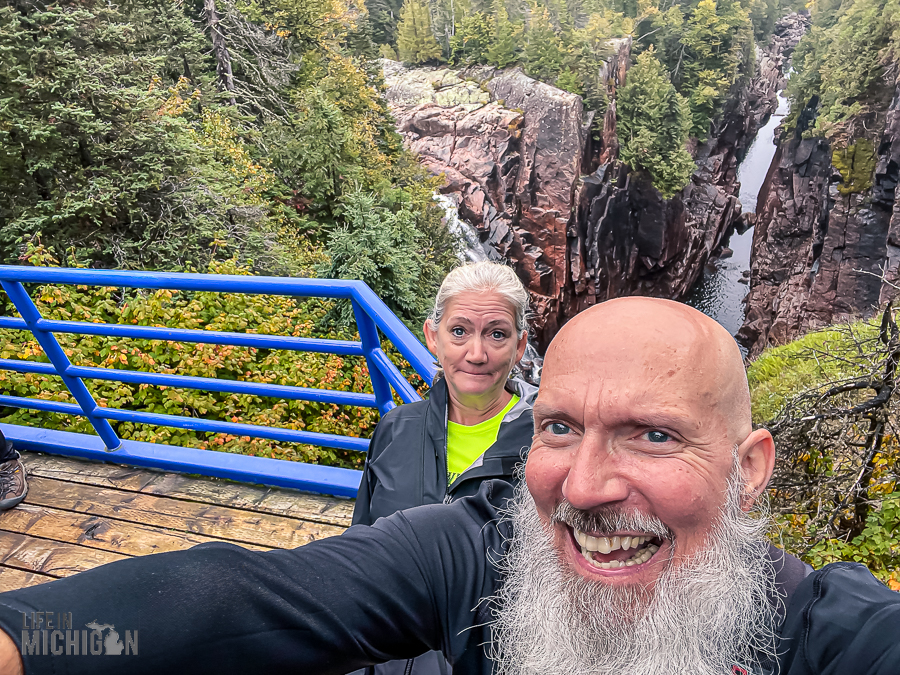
[
  {"left": 0, "top": 504, "right": 270, "bottom": 557},
  {"left": 0, "top": 566, "right": 54, "bottom": 592},
  {"left": 0, "top": 530, "right": 127, "bottom": 579},
  {"left": 21, "top": 453, "right": 355, "bottom": 527},
  {"left": 25, "top": 477, "right": 345, "bottom": 549}
]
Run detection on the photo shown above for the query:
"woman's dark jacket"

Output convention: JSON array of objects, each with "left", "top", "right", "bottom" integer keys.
[{"left": 353, "top": 376, "right": 538, "bottom": 526}]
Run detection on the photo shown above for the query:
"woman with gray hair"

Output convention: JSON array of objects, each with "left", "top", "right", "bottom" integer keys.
[
  {"left": 351, "top": 262, "right": 537, "bottom": 675},
  {"left": 353, "top": 261, "right": 538, "bottom": 528}
]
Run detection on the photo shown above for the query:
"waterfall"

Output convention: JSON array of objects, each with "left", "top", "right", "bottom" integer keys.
[{"left": 433, "top": 193, "right": 489, "bottom": 263}]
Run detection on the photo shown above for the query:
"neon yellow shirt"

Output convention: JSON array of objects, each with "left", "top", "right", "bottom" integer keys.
[{"left": 446, "top": 395, "right": 519, "bottom": 485}]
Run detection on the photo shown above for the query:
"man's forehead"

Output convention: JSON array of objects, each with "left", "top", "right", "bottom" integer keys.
[{"left": 536, "top": 301, "right": 728, "bottom": 421}]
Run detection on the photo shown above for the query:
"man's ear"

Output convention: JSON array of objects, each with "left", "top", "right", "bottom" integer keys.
[{"left": 737, "top": 428, "right": 775, "bottom": 511}]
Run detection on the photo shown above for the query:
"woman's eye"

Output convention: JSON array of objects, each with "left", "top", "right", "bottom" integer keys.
[
  {"left": 450, "top": 327, "right": 465, "bottom": 337},
  {"left": 546, "top": 422, "right": 571, "bottom": 436},
  {"left": 491, "top": 330, "right": 507, "bottom": 340},
  {"left": 645, "top": 431, "right": 671, "bottom": 443}
]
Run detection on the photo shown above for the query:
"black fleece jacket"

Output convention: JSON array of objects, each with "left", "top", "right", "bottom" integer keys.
[
  {"left": 0, "top": 481, "right": 897, "bottom": 675},
  {"left": 352, "top": 377, "right": 538, "bottom": 526}
]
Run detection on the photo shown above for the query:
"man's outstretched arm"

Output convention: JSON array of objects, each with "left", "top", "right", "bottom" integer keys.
[
  {"left": 0, "top": 631, "right": 22, "bottom": 675},
  {"left": 0, "top": 480, "right": 508, "bottom": 675}
]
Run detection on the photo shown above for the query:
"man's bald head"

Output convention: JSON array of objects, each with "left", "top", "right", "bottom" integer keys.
[
  {"left": 500, "top": 296, "right": 778, "bottom": 675},
  {"left": 544, "top": 297, "right": 753, "bottom": 444}
]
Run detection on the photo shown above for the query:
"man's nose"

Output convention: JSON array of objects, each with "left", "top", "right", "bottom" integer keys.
[{"left": 561, "top": 432, "right": 630, "bottom": 510}]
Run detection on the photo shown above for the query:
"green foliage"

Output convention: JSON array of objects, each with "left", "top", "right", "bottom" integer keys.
[
  {"left": 0, "top": 0, "right": 263, "bottom": 269},
  {"left": 747, "top": 319, "right": 880, "bottom": 423},
  {"left": 790, "top": 492, "right": 900, "bottom": 588},
  {"left": 397, "top": 0, "right": 443, "bottom": 63},
  {"left": 643, "top": 0, "right": 753, "bottom": 139},
  {"left": 450, "top": 11, "right": 494, "bottom": 63},
  {"left": 832, "top": 138, "right": 877, "bottom": 195},
  {"left": 486, "top": 0, "right": 523, "bottom": 67},
  {"left": 319, "top": 186, "right": 459, "bottom": 329},
  {"left": 747, "top": 318, "right": 900, "bottom": 587},
  {"left": 785, "top": 0, "right": 900, "bottom": 136},
  {"left": 555, "top": 68, "right": 583, "bottom": 94},
  {"left": 617, "top": 48, "right": 695, "bottom": 198},
  {"left": 524, "top": 6, "right": 568, "bottom": 82},
  {"left": 0, "top": 250, "right": 384, "bottom": 469}
]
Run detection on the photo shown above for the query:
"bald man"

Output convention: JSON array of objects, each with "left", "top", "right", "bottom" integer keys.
[{"left": 0, "top": 299, "right": 898, "bottom": 675}]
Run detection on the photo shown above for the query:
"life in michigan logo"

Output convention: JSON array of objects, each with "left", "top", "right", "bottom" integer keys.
[{"left": 20, "top": 612, "right": 137, "bottom": 656}]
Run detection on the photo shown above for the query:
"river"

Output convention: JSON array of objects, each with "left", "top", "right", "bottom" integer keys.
[{"left": 684, "top": 92, "right": 790, "bottom": 338}]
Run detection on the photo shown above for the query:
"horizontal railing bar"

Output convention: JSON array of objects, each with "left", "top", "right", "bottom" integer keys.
[
  {"left": 371, "top": 348, "right": 420, "bottom": 404},
  {"left": 0, "top": 394, "right": 370, "bottom": 452},
  {"left": 0, "top": 395, "right": 84, "bottom": 416},
  {"left": 1, "top": 424, "right": 362, "bottom": 498},
  {"left": 0, "top": 358, "right": 377, "bottom": 407},
  {"left": 0, "top": 359, "right": 57, "bottom": 376},
  {"left": 0, "top": 267, "right": 361, "bottom": 298},
  {"left": 0, "top": 316, "right": 365, "bottom": 356},
  {"left": 93, "top": 407, "right": 369, "bottom": 452},
  {"left": 63, "top": 365, "right": 377, "bottom": 407}
]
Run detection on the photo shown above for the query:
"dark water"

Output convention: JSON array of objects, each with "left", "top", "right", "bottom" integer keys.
[{"left": 685, "top": 92, "right": 789, "bottom": 337}]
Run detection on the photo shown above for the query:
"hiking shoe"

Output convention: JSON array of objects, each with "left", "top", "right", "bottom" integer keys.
[{"left": 0, "top": 452, "right": 27, "bottom": 511}]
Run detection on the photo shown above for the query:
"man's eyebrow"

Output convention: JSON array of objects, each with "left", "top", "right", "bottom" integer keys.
[
  {"left": 622, "top": 412, "right": 693, "bottom": 431},
  {"left": 532, "top": 403, "right": 578, "bottom": 422}
]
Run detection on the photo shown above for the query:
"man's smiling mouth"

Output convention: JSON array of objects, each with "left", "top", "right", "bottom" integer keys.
[{"left": 571, "top": 527, "right": 661, "bottom": 569}]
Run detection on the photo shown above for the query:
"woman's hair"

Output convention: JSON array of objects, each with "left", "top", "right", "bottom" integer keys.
[{"left": 427, "top": 261, "right": 530, "bottom": 336}]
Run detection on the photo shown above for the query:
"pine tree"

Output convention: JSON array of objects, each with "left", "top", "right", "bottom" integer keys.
[
  {"left": 617, "top": 48, "right": 695, "bottom": 198},
  {"left": 486, "top": 0, "right": 521, "bottom": 67},
  {"left": 397, "top": 0, "right": 443, "bottom": 63},
  {"left": 524, "top": 6, "right": 566, "bottom": 82},
  {"left": 449, "top": 11, "right": 493, "bottom": 64}
]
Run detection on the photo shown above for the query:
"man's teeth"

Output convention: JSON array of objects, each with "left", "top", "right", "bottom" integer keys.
[
  {"left": 573, "top": 527, "right": 660, "bottom": 569},
  {"left": 573, "top": 529, "right": 651, "bottom": 552}
]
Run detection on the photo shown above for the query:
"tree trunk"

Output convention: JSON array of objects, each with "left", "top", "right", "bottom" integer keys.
[{"left": 204, "top": 0, "right": 237, "bottom": 106}]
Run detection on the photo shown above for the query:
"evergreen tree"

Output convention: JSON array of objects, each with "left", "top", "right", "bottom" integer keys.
[
  {"left": 449, "top": 11, "right": 493, "bottom": 63},
  {"left": 555, "top": 68, "right": 583, "bottom": 94},
  {"left": 679, "top": 0, "right": 752, "bottom": 138},
  {"left": 397, "top": 0, "right": 443, "bottom": 63},
  {"left": 524, "top": 6, "right": 567, "bottom": 81},
  {"left": 367, "top": 0, "right": 399, "bottom": 44},
  {"left": 0, "top": 0, "right": 259, "bottom": 268},
  {"left": 486, "top": 0, "right": 522, "bottom": 67},
  {"left": 617, "top": 48, "right": 695, "bottom": 198}
]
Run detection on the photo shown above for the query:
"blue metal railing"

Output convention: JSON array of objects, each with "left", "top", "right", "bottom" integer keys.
[{"left": 0, "top": 266, "right": 438, "bottom": 497}]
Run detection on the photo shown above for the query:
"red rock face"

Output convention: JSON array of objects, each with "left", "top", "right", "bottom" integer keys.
[
  {"left": 384, "top": 18, "right": 805, "bottom": 350},
  {"left": 739, "top": 84, "right": 900, "bottom": 357},
  {"left": 389, "top": 69, "right": 586, "bottom": 347}
]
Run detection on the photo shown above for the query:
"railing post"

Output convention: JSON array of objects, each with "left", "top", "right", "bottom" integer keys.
[
  {"left": 352, "top": 299, "right": 395, "bottom": 416},
  {"left": 1, "top": 281, "right": 122, "bottom": 451}
]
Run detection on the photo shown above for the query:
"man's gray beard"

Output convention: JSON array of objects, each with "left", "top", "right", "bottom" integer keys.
[{"left": 489, "top": 468, "right": 779, "bottom": 675}]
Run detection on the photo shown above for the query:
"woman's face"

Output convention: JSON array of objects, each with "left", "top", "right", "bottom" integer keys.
[{"left": 424, "top": 290, "right": 528, "bottom": 404}]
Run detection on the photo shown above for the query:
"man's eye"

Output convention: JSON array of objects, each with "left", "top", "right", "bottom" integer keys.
[
  {"left": 547, "top": 422, "right": 571, "bottom": 435},
  {"left": 645, "top": 431, "right": 671, "bottom": 443}
]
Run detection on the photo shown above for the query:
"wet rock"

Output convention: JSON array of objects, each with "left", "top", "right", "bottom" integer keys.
[
  {"left": 383, "top": 13, "right": 809, "bottom": 350},
  {"left": 739, "top": 73, "right": 900, "bottom": 356}
]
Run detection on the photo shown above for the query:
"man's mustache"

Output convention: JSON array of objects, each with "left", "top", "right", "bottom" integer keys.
[{"left": 550, "top": 501, "right": 673, "bottom": 540}]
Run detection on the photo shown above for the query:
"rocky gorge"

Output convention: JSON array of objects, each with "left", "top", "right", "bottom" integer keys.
[
  {"left": 384, "top": 14, "right": 810, "bottom": 350},
  {"left": 738, "top": 69, "right": 900, "bottom": 356}
]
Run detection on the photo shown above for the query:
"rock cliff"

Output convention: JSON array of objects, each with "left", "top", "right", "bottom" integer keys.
[
  {"left": 384, "top": 14, "right": 808, "bottom": 349},
  {"left": 739, "top": 66, "right": 900, "bottom": 356}
]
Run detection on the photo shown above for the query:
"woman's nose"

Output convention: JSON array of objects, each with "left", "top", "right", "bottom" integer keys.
[{"left": 466, "top": 335, "right": 488, "bottom": 363}]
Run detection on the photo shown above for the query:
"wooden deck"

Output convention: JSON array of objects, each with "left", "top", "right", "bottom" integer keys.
[{"left": 0, "top": 452, "right": 353, "bottom": 592}]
